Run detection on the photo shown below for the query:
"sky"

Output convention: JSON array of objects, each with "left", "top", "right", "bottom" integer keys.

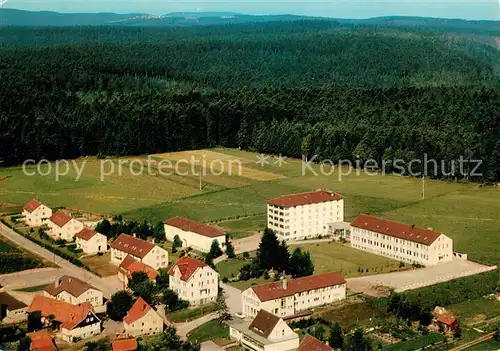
[{"left": 2, "top": 0, "right": 499, "bottom": 20}]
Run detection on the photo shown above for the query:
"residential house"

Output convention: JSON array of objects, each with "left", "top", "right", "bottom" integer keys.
[
  {"left": 112, "top": 339, "right": 138, "bottom": 351},
  {"left": 436, "top": 315, "right": 459, "bottom": 333},
  {"left": 43, "top": 275, "right": 104, "bottom": 308},
  {"left": 118, "top": 255, "right": 158, "bottom": 288},
  {"left": 0, "top": 291, "right": 28, "bottom": 323},
  {"left": 350, "top": 214, "right": 454, "bottom": 266},
  {"left": 110, "top": 234, "right": 168, "bottom": 270},
  {"left": 47, "top": 210, "right": 84, "bottom": 241},
  {"left": 242, "top": 272, "right": 346, "bottom": 319},
  {"left": 267, "top": 190, "right": 344, "bottom": 242},
  {"left": 229, "top": 309, "right": 300, "bottom": 351},
  {"left": 27, "top": 296, "right": 101, "bottom": 343},
  {"left": 75, "top": 228, "right": 107, "bottom": 254},
  {"left": 123, "top": 297, "right": 163, "bottom": 337},
  {"left": 27, "top": 330, "right": 58, "bottom": 351},
  {"left": 164, "top": 217, "right": 226, "bottom": 253},
  {"left": 298, "top": 335, "right": 333, "bottom": 351},
  {"left": 22, "top": 199, "right": 52, "bottom": 226},
  {"left": 168, "top": 256, "right": 219, "bottom": 305}
]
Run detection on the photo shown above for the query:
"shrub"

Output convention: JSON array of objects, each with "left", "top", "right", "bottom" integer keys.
[{"left": 222, "top": 277, "right": 229, "bottom": 283}]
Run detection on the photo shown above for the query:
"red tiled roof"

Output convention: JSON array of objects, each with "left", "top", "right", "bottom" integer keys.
[
  {"left": 168, "top": 256, "right": 206, "bottom": 281},
  {"left": 119, "top": 255, "right": 158, "bottom": 281},
  {"left": 298, "top": 335, "right": 333, "bottom": 351},
  {"left": 27, "top": 296, "right": 97, "bottom": 330},
  {"left": 110, "top": 234, "right": 155, "bottom": 258},
  {"left": 250, "top": 272, "right": 346, "bottom": 302},
  {"left": 112, "top": 339, "right": 138, "bottom": 351},
  {"left": 123, "top": 297, "right": 152, "bottom": 325},
  {"left": 437, "top": 315, "right": 457, "bottom": 326},
  {"left": 48, "top": 210, "right": 73, "bottom": 228},
  {"left": 164, "top": 217, "right": 226, "bottom": 238},
  {"left": 27, "top": 331, "right": 58, "bottom": 351},
  {"left": 75, "top": 227, "right": 98, "bottom": 241},
  {"left": 23, "top": 199, "right": 42, "bottom": 213},
  {"left": 351, "top": 214, "right": 441, "bottom": 246},
  {"left": 267, "top": 190, "right": 343, "bottom": 207}
]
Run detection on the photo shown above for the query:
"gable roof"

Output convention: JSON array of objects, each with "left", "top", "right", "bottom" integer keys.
[
  {"left": 27, "top": 331, "right": 58, "bottom": 351},
  {"left": 248, "top": 309, "right": 281, "bottom": 338},
  {"left": 112, "top": 339, "right": 138, "bottom": 351},
  {"left": 48, "top": 210, "right": 73, "bottom": 228},
  {"left": 168, "top": 256, "right": 206, "bottom": 281},
  {"left": 268, "top": 190, "right": 343, "bottom": 207},
  {"left": 23, "top": 199, "right": 42, "bottom": 213},
  {"left": 350, "top": 214, "right": 441, "bottom": 246},
  {"left": 75, "top": 227, "right": 98, "bottom": 241},
  {"left": 250, "top": 272, "right": 346, "bottom": 302},
  {"left": 110, "top": 234, "right": 155, "bottom": 258},
  {"left": 437, "top": 315, "right": 457, "bottom": 326},
  {"left": 27, "top": 296, "right": 97, "bottom": 330},
  {"left": 0, "top": 291, "right": 27, "bottom": 310},
  {"left": 123, "top": 297, "right": 153, "bottom": 325},
  {"left": 119, "top": 255, "right": 158, "bottom": 281},
  {"left": 298, "top": 335, "right": 333, "bottom": 351},
  {"left": 164, "top": 217, "right": 226, "bottom": 238},
  {"left": 44, "top": 275, "right": 98, "bottom": 298}
]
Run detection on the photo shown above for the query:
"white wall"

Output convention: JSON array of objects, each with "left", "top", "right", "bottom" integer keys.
[
  {"left": 60, "top": 321, "right": 100, "bottom": 343},
  {"left": 76, "top": 233, "right": 107, "bottom": 254},
  {"left": 164, "top": 224, "right": 226, "bottom": 253},
  {"left": 123, "top": 309, "right": 163, "bottom": 337},
  {"left": 48, "top": 219, "right": 84, "bottom": 241},
  {"left": 23, "top": 205, "right": 52, "bottom": 226},
  {"left": 169, "top": 265, "right": 219, "bottom": 305},
  {"left": 111, "top": 245, "right": 168, "bottom": 269},
  {"left": 44, "top": 288, "right": 104, "bottom": 308}
]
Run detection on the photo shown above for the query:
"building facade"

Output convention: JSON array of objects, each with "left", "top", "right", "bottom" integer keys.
[
  {"left": 43, "top": 275, "right": 104, "bottom": 308},
  {"left": 164, "top": 217, "right": 226, "bottom": 253},
  {"left": 22, "top": 200, "right": 52, "bottom": 226},
  {"left": 47, "top": 210, "right": 84, "bottom": 241},
  {"left": 0, "top": 292, "right": 28, "bottom": 323},
  {"left": 118, "top": 255, "right": 158, "bottom": 288},
  {"left": 168, "top": 256, "right": 219, "bottom": 305},
  {"left": 350, "top": 214, "right": 454, "bottom": 266},
  {"left": 75, "top": 228, "right": 107, "bottom": 254},
  {"left": 123, "top": 297, "right": 163, "bottom": 337},
  {"left": 229, "top": 309, "right": 299, "bottom": 351},
  {"left": 110, "top": 234, "right": 168, "bottom": 270},
  {"left": 242, "top": 272, "right": 346, "bottom": 319},
  {"left": 267, "top": 190, "right": 344, "bottom": 241}
]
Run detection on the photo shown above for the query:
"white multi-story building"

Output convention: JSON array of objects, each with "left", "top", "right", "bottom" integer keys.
[
  {"left": 47, "top": 210, "right": 84, "bottom": 241},
  {"left": 267, "top": 190, "right": 344, "bottom": 241},
  {"left": 242, "top": 272, "right": 346, "bottom": 319},
  {"left": 123, "top": 297, "right": 163, "bottom": 337},
  {"left": 229, "top": 309, "right": 300, "bottom": 351},
  {"left": 75, "top": 228, "right": 107, "bottom": 254},
  {"left": 109, "top": 234, "right": 168, "bottom": 270},
  {"left": 164, "top": 217, "right": 227, "bottom": 253},
  {"left": 168, "top": 256, "right": 219, "bottom": 305},
  {"left": 350, "top": 214, "right": 454, "bottom": 266},
  {"left": 22, "top": 199, "right": 52, "bottom": 226},
  {"left": 43, "top": 275, "right": 104, "bottom": 308}
]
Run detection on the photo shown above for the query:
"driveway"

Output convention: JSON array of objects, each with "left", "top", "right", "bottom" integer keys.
[
  {"left": 176, "top": 312, "right": 217, "bottom": 338},
  {"left": 220, "top": 283, "right": 242, "bottom": 315},
  {"left": 232, "top": 234, "right": 261, "bottom": 254},
  {"left": 0, "top": 222, "right": 122, "bottom": 298}
]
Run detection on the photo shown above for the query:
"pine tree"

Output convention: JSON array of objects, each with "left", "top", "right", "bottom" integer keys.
[
  {"left": 172, "top": 235, "right": 182, "bottom": 253},
  {"left": 215, "top": 289, "right": 231, "bottom": 322},
  {"left": 329, "top": 322, "right": 344, "bottom": 349},
  {"left": 226, "top": 242, "right": 236, "bottom": 258},
  {"left": 257, "top": 228, "right": 281, "bottom": 270},
  {"left": 208, "top": 240, "right": 223, "bottom": 258}
]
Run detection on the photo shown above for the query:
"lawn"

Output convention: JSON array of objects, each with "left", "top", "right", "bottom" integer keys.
[
  {"left": 166, "top": 303, "right": 216, "bottom": 323},
  {"left": 316, "top": 301, "right": 381, "bottom": 330},
  {"left": 81, "top": 253, "right": 119, "bottom": 277},
  {"left": 0, "top": 236, "right": 49, "bottom": 273},
  {"left": 1, "top": 149, "right": 499, "bottom": 266},
  {"left": 187, "top": 320, "right": 229, "bottom": 343},
  {"left": 216, "top": 258, "right": 252, "bottom": 280},
  {"left": 382, "top": 333, "right": 445, "bottom": 351},
  {"left": 14, "top": 284, "right": 47, "bottom": 292},
  {"left": 448, "top": 297, "right": 500, "bottom": 326}
]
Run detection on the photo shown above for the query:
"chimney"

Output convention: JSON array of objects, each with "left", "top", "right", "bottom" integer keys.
[
  {"left": 282, "top": 278, "right": 287, "bottom": 290},
  {"left": 132, "top": 233, "right": 136, "bottom": 238}
]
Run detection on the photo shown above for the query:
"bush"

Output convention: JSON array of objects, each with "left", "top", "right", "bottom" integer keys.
[{"left": 222, "top": 277, "right": 229, "bottom": 283}]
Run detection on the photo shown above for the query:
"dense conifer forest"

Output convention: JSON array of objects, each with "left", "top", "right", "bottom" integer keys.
[{"left": 1, "top": 21, "right": 499, "bottom": 180}]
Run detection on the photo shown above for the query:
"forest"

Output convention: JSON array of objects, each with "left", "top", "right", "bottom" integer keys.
[{"left": 1, "top": 21, "right": 499, "bottom": 180}]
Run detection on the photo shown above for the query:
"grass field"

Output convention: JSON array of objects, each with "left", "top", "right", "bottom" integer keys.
[
  {"left": 187, "top": 319, "right": 229, "bottom": 343},
  {"left": 0, "top": 236, "right": 49, "bottom": 273},
  {"left": 166, "top": 303, "right": 216, "bottom": 322},
  {"left": 448, "top": 297, "right": 500, "bottom": 326},
  {"left": 81, "top": 253, "right": 119, "bottom": 277},
  {"left": 14, "top": 284, "right": 47, "bottom": 292},
  {"left": 1, "top": 148, "right": 499, "bottom": 265}
]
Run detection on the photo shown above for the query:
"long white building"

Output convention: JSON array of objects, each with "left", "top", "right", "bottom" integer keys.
[
  {"left": 350, "top": 214, "right": 453, "bottom": 266},
  {"left": 267, "top": 190, "right": 344, "bottom": 242},
  {"left": 164, "top": 217, "right": 226, "bottom": 253},
  {"left": 242, "top": 272, "right": 346, "bottom": 319}
]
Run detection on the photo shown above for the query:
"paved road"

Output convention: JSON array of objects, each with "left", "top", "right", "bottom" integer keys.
[
  {"left": 176, "top": 312, "right": 217, "bottom": 338},
  {"left": 0, "top": 222, "right": 122, "bottom": 298},
  {"left": 220, "top": 283, "right": 242, "bottom": 315}
]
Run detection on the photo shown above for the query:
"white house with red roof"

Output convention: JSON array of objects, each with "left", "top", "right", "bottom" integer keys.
[
  {"left": 168, "top": 256, "right": 219, "bottom": 305},
  {"left": 118, "top": 255, "right": 158, "bottom": 287},
  {"left": 242, "top": 272, "right": 346, "bottom": 319},
  {"left": 47, "top": 210, "right": 84, "bottom": 241},
  {"left": 22, "top": 199, "right": 52, "bottom": 226},
  {"left": 164, "top": 217, "right": 227, "bottom": 253},
  {"left": 297, "top": 335, "right": 333, "bottom": 351},
  {"left": 109, "top": 234, "right": 168, "bottom": 270},
  {"left": 75, "top": 228, "right": 107, "bottom": 254},
  {"left": 350, "top": 214, "right": 453, "bottom": 266},
  {"left": 27, "top": 295, "right": 101, "bottom": 343},
  {"left": 267, "top": 190, "right": 344, "bottom": 242},
  {"left": 123, "top": 297, "right": 163, "bottom": 337}
]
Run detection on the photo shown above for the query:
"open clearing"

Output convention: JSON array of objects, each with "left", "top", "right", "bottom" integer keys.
[{"left": 1, "top": 148, "right": 499, "bottom": 266}]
